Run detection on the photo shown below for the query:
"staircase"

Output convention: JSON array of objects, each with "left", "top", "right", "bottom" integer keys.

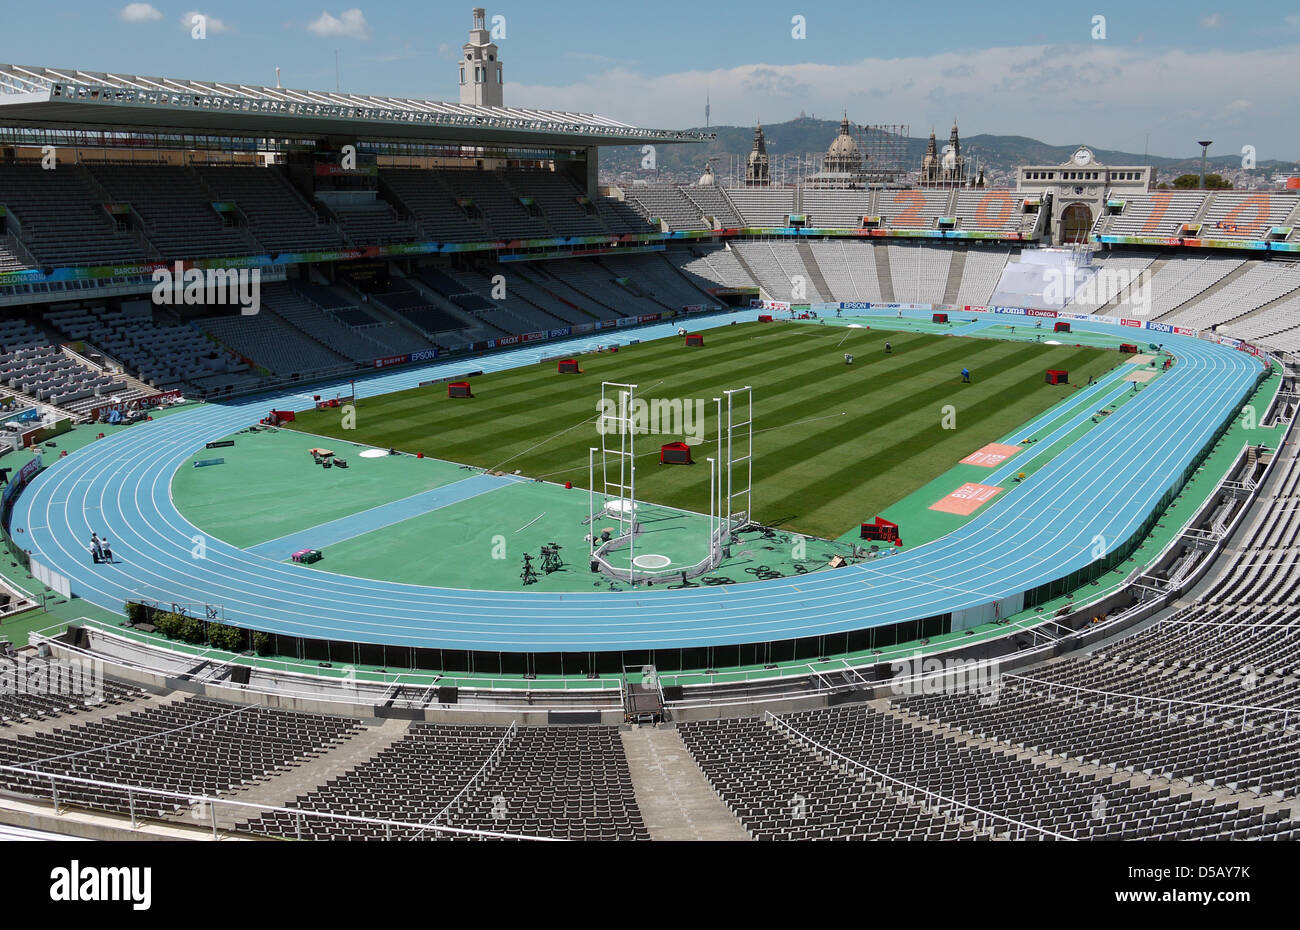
[
  {"left": 795, "top": 240, "right": 834, "bottom": 301},
  {"left": 873, "top": 243, "right": 897, "bottom": 302},
  {"left": 941, "top": 247, "right": 969, "bottom": 304},
  {"left": 620, "top": 727, "right": 750, "bottom": 841},
  {"left": 726, "top": 244, "right": 767, "bottom": 297}
]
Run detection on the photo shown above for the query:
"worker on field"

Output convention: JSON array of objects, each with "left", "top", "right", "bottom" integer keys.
[
  {"left": 884, "top": 342, "right": 892, "bottom": 354},
  {"left": 961, "top": 368, "right": 971, "bottom": 383}
]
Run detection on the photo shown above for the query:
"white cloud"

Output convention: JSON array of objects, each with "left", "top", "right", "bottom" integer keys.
[
  {"left": 508, "top": 43, "right": 1300, "bottom": 158},
  {"left": 1200, "top": 13, "right": 1223, "bottom": 29},
  {"left": 437, "top": 42, "right": 458, "bottom": 61},
  {"left": 1286, "top": 14, "right": 1300, "bottom": 27},
  {"left": 307, "top": 9, "right": 372, "bottom": 40},
  {"left": 181, "top": 11, "right": 231, "bottom": 33},
  {"left": 120, "top": 3, "right": 162, "bottom": 22}
]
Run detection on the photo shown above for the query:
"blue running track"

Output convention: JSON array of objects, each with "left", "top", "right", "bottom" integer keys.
[{"left": 11, "top": 311, "right": 1264, "bottom": 652}]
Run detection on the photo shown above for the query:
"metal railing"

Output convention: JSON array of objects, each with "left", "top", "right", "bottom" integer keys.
[
  {"left": 764, "top": 711, "right": 1076, "bottom": 841},
  {"left": 1002, "top": 673, "right": 1298, "bottom": 732},
  {"left": 0, "top": 763, "right": 558, "bottom": 841}
]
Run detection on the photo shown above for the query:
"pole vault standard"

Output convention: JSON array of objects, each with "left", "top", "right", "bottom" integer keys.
[
  {"left": 591, "top": 382, "right": 752, "bottom": 585},
  {"left": 722, "top": 386, "right": 754, "bottom": 533},
  {"left": 593, "top": 382, "right": 638, "bottom": 582}
]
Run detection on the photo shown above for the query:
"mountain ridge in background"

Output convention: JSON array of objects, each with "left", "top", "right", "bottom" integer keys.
[{"left": 600, "top": 117, "right": 1297, "bottom": 185}]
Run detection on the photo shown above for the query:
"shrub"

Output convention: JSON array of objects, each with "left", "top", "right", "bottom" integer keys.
[
  {"left": 208, "top": 623, "right": 246, "bottom": 653},
  {"left": 177, "top": 617, "right": 204, "bottom": 644}
]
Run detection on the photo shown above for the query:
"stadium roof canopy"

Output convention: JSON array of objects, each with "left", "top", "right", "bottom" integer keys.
[{"left": 0, "top": 64, "right": 713, "bottom": 149}]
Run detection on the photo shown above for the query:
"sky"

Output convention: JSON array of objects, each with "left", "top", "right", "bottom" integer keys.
[{"left": 2, "top": 1, "right": 1298, "bottom": 160}]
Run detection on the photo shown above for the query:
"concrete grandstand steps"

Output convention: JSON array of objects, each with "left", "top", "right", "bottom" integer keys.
[
  {"left": 1283, "top": 200, "right": 1300, "bottom": 231},
  {"left": 655, "top": 252, "right": 727, "bottom": 305},
  {"left": 726, "top": 245, "right": 767, "bottom": 298},
  {"left": 620, "top": 725, "right": 750, "bottom": 841},
  {"left": 942, "top": 248, "right": 969, "bottom": 305},
  {"left": 873, "top": 243, "right": 896, "bottom": 302},
  {"left": 512, "top": 266, "right": 604, "bottom": 322},
  {"left": 1153, "top": 259, "right": 1257, "bottom": 321},
  {"left": 794, "top": 241, "right": 834, "bottom": 302},
  {"left": 1099, "top": 254, "right": 1171, "bottom": 314},
  {"left": 1223, "top": 285, "right": 1300, "bottom": 331},
  {"left": 216, "top": 717, "right": 411, "bottom": 830},
  {"left": 1189, "top": 195, "right": 1216, "bottom": 225}
]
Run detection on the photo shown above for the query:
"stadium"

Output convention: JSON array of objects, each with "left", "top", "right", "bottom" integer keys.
[{"left": 0, "top": 4, "right": 1298, "bottom": 861}]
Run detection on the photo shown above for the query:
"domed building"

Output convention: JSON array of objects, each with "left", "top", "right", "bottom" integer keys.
[
  {"left": 823, "top": 115, "right": 864, "bottom": 174},
  {"left": 807, "top": 113, "right": 868, "bottom": 188}
]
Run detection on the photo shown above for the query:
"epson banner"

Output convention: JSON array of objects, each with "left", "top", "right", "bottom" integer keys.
[
  {"left": 549, "top": 328, "right": 572, "bottom": 339},
  {"left": 1145, "top": 321, "right": 1174, "bottom": 335},
  {"left": 409, "top": 349, "right": 438, "bottom": 363}
]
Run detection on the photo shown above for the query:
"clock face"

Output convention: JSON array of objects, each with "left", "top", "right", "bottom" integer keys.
[{"left": 1073, "top": 148, "right": 1093, "bottom": 166}]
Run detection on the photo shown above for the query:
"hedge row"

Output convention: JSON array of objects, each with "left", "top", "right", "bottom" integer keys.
[{"left": 124, "top": 602, "right": 272, "bottom": 655}]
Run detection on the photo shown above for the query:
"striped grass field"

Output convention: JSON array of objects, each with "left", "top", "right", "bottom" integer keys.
[{"left": 287, "top": 322, "right": 1119, "bottom": 540}]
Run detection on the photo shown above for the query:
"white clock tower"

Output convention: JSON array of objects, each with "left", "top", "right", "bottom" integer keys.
[{"left": 459, "top": 7, "right": 503, "bottom": 107}]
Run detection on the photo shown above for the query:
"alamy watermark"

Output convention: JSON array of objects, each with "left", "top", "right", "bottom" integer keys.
[
  {"left": 1, "top": 656, "right": 104, "bottom": 703},
  {"left": 1043, "top": 266, "right": 1151, "bottom": 316},
  {"left": 151, "top": 261, "right": 261, "bottom": 316},
  {"left": 596, "top": 396, "right": 706, "bottom": 446},
  {"left": 889, "top": 652, "right": 1002, "bottom": 705}
]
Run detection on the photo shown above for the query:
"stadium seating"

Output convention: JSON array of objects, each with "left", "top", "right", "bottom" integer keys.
[
  {"left": 799, "top": 190, "right": 875, "bottom": 229},
  {"left": 0, "top": 318, "right": 131, "bottom": 413},
  {"left": 0, "top": 657, "right": 146, "bottom": 728},
  {"left": 197, "top": 308, "right": 349, "bottom": 378},
  {"left": 1201, "top": 191, "right": 1299, "bottom": 240},
  {"left": 1062, "top": 251, "right": 1155, "bottom": 313},
  {"left": 781, "top": 705, "right": 1293, "bottom": 839},
  {"left": 244, "top": 722, "right": 647, "bottom": 841},
  {"left": 87, "top": 165, "right": 257, "bottom": 260},
  {"left": 724, "top": 188, "right": 795, "bottom": 227},
  {"left": 681, "top": 186, "right": 745, "bottom": 227},
  {"left": 881, "top": 189, "right": 950, "bottom": 230},
  {"left": 260, "top": 283, "right": 390, "bottom": 364},
  {"left": 953, "top": 246, "right": 1015, "bottom": 306},
  {"left": 625, "top": 184, "right": 710, "bottom": 230},
  {"left": 888, "top": 243, "right": 953, "bottom": 304},
  {"left": 805, "top": 241, "right": 881, "bottom": 301},
  {"left": 54, "top": 300, "right": 254, "bottom": 396},
  {"left": 1145, "top": 255, "right": 1246, "bottom": 318},
  {"left": 1103, "top": 191, "right": 1208, "bottom": 238},
  {"left": 383, "top": 168, "right": 496, "bottom": 242},
  {"left": 439, "top": 171, "right": 553, "bottom": 240},
  {"left": 679, "top": 715, "right": 973, "bottom": 840},
  {"left": 731, "top": 241, "right": 828, "bottom": 301},
  {"left": 504, "top": 170, "right": 607, "bottom": 236},
  {"left": 668, "top": 245, "right": 756, "bottom": 291},
  {"left": 0, "top": 165, "right": 149, "bottom": 266},
  {"left": 1160, "top": 261, "right": 1300, "bottom": 331},
  {"left": 194, "top": 166, "right": 343, "bottom": 254},
  {"left": 0, "top": 696, "right": 362, "bottom": 819}
]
